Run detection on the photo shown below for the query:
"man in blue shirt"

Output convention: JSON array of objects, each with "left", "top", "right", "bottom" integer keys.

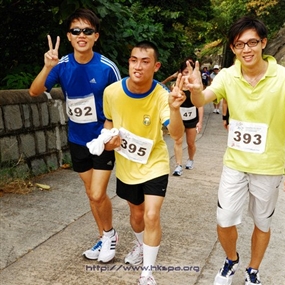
[{"left": 29, "top": 8, "right": 121, "bottom": 263}]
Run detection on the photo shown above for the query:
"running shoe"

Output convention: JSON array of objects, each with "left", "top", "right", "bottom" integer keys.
[
  {"left": 97, "top": 229, "right": 118, "bottom": 262},
  {"left": 138, "top": 275, "right": 157, "bottom": 285},
  {"left": 82, "top": 238, "right": 102, "bottom": 260},
  {"left": 216, "top": 109, "right": 220, "bottom": 114},
  {"left": 213, "top": 253, "right": 240, "bottom": 285},
  {"left": 185, "top": 159, "right": 194, "bottom": 170},
  {"left": 173, "top": 165, "right": 183, "bottom": 176},
  {"left": 125, "top": 240, "right": 143, "bottom": 265},
  {"left": 245, "top": 267, "right": 262, "bottom": 285}
]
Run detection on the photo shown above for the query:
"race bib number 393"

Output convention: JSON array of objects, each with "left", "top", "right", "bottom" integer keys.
[
  {"left": 228, "top": 119, "right": 268, "bottom": 153},
  {"left": 116, "top": 127, "right": 154, "bottom": 164},
  {"left": 66, "top": 94, "right": 97, "bottom": 124}
]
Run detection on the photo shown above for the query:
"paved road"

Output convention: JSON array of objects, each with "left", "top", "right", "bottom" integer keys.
[{"left": 0, "top": 103, "right": 284, "bottom": 285}]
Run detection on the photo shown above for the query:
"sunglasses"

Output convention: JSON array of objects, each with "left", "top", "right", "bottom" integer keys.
[{"left": 69, "top": 28, "right": 96, "bottom": 36}]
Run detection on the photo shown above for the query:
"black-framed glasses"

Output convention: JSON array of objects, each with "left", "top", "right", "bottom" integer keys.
[
  {"left": 69, "top": 28, "right": 96, "bottom": 36},
  {"left": 233, "top": 39, "right": 262, "bottom": 49}
]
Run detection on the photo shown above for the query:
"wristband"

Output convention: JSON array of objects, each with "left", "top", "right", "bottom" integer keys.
[{"left": 222, "top": 115, "right": 227, "bottom": 120}]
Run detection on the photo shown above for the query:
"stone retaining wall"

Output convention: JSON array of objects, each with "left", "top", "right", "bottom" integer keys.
[{"left": 0, "top": 88, "right": 70, "bottom": 178}]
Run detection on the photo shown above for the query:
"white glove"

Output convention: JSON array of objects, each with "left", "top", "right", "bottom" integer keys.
[{"left": 86, "top": 128, "right": 119, "bottom": 155}]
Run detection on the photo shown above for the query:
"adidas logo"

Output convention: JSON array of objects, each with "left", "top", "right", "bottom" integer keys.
[
  {"left": 107, "top": 160, "right": 113, "bottom": 166},
  {"left": 90, "top": 78, "right": 96, "bottom": 83}
]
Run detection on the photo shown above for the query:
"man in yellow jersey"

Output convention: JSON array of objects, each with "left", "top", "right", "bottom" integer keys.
[
  {"left": 103, "top": 41, "right": 185, "bottom": 285},
  {"left": 185, "top": 16, "right": 285, "bottom": 285}
]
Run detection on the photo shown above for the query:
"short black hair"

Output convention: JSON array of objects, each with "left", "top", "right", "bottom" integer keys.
[
  {"left": 66, "top": 8, "right": 100, "bottom": 33},
  {"left": 228, "top": 16, "right": 267, "bottom": 46},
  {"left": 179, "top": 56, "right": 195, "bottom": 72},
  {"left": 134, "top": 41, "right": 159, "bottom": 62}
]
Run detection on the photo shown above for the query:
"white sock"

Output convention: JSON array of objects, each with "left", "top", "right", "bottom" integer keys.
[
  {"left": 103, "top": 228, "right": 114, "bottom": 237},
  {"left": 141, "top": 243, "right": 160, "bottom": 277},
  {"left": 134, "top": 231, "right": 144, "bottom": 245}
]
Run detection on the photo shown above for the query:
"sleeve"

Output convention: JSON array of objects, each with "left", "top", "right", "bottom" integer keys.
[
  {"left": 103, "top": 86, "right": 112, "bottom": 121},
  {"left": 207, "top": 70, "right": 226, "bottom": 104}
]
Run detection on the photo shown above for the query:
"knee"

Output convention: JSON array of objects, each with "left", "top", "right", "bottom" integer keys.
[
  {"left": 88, "top": 189, "right": 106, "bottom": 205},
  {"left": 130, "top": 207, "right": 144, "bottom": 224},
  {"left": 175, "top": 137, "right": 183, "bottom": 145},
  {"left": 144, "top": 209, "right": 159, "bottom": 227}
]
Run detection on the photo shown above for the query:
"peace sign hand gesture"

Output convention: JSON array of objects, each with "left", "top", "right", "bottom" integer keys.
[
  {"left": 183, "top": 60, "right": 204, "bottom": 94},
  {"left": 44, "top": 35, "right": 60, "bottom": 68},
  {"left": 168, "top": 73, "right": 186, "bottom": 110}
]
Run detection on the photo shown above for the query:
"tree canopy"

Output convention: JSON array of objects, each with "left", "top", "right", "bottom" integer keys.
[{"left": 1, "top": 0, "right": 284, "bottom": 89}]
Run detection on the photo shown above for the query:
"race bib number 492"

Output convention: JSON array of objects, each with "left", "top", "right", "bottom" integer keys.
[
  {"left": 66, "top": 94, "right": 97, "bottom": 124},
  {"left": 228, "top": 119, "right": 268, "bottom": 153}
]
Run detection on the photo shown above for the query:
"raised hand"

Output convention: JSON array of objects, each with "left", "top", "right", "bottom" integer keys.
[
  {"left": 168, "top": 73, "right": 186, "bottom": 109},
  {"left": 184, "top": 61, "right": 204, "bottom": 93},
  {"left": 44, "top": 35, "right": 60, "bottom": 68}
]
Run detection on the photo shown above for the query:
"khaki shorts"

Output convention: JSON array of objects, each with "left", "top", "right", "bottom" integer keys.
[{"left": 217, "top": 165, "right": 282, "bottom": 232}]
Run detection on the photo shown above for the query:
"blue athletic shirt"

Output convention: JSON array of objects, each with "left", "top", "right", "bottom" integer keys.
[{"left": 45, "top": 52, "right": 121, "bottom": 146}]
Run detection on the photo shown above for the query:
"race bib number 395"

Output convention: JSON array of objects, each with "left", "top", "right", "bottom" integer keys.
[
  {"left": 116, "top": 127, "right": 154, "bottom": 164},
  {"left": 228, "top": 119, "right": 268, "bottom": 153},
  {"left": 66, "top": 94, "right": 97, "bottom": 124}
]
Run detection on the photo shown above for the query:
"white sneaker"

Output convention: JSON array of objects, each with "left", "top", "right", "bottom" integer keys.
[
  {"left": 216, "top": 109, "right": 220, "bottom": 114},
  {"left": 173, "top": 165, "right": 183, "bottom": 176},
  {"left": 82, "top": 238, "right": 102, "bottom": 260},
  {"left": 125, "top": 240, "right": 143, "bottom": 265},
  {"left": 138, "top": 275, "right": 157, "bottom": 285},
  {"left": 213, "top": 109, "right": 217, "bottom": 113},
  {"left": 98, "top": 229, "right": 118, "bottom": 263},
  {"left": 213, "top": 254, "right": 240, "bottom": 285},
  {"left": 245, "top": 267, "right": 262, "bottom": 285},
  {"left": 185, "top": 159, "right": 194, "bottom": 170}
]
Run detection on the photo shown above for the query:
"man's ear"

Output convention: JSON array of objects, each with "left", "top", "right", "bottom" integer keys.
[
  {"left": 154, "top": 62, "right": 161, "bottom": 72},
  {"left": 261, "top": 38, "right": 267, "bottom": 49}
]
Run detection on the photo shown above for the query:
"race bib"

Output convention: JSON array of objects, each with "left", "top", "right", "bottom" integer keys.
[
  {"left": 66, "top": 93, "right": 97, "bottom": 124},
  {"left": 116, "top": 127, "right": 153, "bottom": 164},
  {"left": 180, "top": 106, "right": 196, "bottom": 120},
  {"left": 228, "top": 119, "right": 268, "bottom": 153}
]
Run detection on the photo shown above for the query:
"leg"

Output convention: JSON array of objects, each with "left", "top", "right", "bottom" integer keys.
[
  {"left": 249, "top": 225, "right": 270, "bottom": 269},
  {"left": 125, "top": 201, "right": 145, "bottom": 266},
  {"left": 128, "top": 201, "right": 145, "bottom": 233},
  {"left": 139, "top": 195, "right": 164, "bottom": 280},
  {"left": 88, "top": 169, "right": 113, "bottom": 232},
  {"left": 173, "top": 136, "right": 184, "bottom": 176},
  {"left": 79, "top": 169, "right": 104, "bottom": 236},
  {"left": 173, "top": 136, "right": 183, "bottom": 166},
  {"left": 185, "top": 128, "right": 197, "bottom": 161},
  {"left": 217, "top": 225, "right": 238, "bottom": 261},
  {"left": 143, "top": 195, "right": 164, "bottom": 246}
]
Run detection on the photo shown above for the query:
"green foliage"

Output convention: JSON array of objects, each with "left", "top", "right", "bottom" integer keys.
[{"left": 0, "top": 0, "right": 283, "bottom": 89}]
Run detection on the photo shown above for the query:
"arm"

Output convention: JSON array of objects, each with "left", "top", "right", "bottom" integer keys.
[
  {"left": 104, "top": 120, "right": 121, "bottom": 151},
  {"left": 167, "top": 74, "right": 185, "bottom": 140},
  {"left": 196, "top": 106, "right": 204, "bottom": 133},
  {"left": 184, "top": 61, "right": 217, "bottom": 107},
  {"left": 222, "top": 99, "right": 229, "bottom": 130},
  {"left": 29, "top": 35, "right": 60, "bottom": 96},
  {"left": 161, "top": 71, "right": 178, "bottom": 85}
]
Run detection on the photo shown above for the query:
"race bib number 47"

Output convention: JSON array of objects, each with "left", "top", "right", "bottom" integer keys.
[{"left": 228, "top": 119, "right": 268, "bottom": 153}]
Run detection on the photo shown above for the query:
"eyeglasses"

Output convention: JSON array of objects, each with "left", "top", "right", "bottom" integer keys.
[
  {"left": 69, "top": 28, "right": 96, "bottom": 36},
  {"left": 233, "top": 39, "right": 262, "bottom": 49}
]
